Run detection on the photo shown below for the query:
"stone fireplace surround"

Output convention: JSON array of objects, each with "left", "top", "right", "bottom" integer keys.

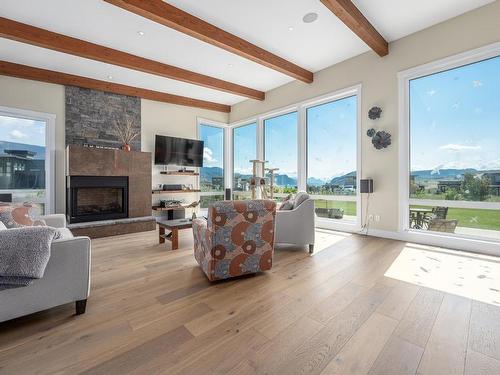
[{"left": 66, "top": 145, "right": 155, "bottom": 238}]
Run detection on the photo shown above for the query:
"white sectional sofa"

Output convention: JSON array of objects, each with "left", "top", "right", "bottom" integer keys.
[{"left": 0, "top": 214, "right": 91, "bottom": 323}]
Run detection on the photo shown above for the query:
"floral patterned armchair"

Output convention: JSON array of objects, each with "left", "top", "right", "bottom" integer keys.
[{"left": 192, "top": 200, "right": 276, "bottom": 281}]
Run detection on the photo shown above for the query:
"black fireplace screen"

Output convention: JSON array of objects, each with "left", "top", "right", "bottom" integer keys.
[{"left": 67, "top": 176, "right": 128, "bottom": 223}]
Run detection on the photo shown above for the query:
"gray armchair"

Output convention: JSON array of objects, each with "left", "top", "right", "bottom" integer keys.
[
  {"left": 275, "top": 198, "right": 315, "bottom": 253},
  {"left": 0, "top": 214, "right": 91, "bottom": 323}
]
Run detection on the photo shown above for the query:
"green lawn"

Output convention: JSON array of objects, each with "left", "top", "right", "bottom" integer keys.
[
  {"left": 411, "top": 205, "right": 500, "bottom": 231},
  {"left": 314, "top": 200, "right": 357, "bottom": 216}
]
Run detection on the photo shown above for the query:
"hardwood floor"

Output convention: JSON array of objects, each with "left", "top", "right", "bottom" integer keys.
[{"left": 1, "top": 229, "right": 500, "bottom": 374}]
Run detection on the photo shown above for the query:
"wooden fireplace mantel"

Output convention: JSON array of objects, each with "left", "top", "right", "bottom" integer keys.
[{"left": 66, "top": 145, "right": 152, "bottom": 218}]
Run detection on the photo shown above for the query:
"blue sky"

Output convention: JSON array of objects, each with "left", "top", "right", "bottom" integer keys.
[
  {"left": 199, "top": 124, "right": 224, "bottom": 168},
  {"left": 233, "top": 122, "right": 257, "bottom": 175},
  {"left": 410, "top": 55, "right": 500, "bottom": 172},
  {"left": 265, "top": 112, "right": 298, "bottom": 177},
  {"left": 231, "top": 97, "right": 358, "bottom": 180},
  {"left": 307, "top": 96, "right": 357, "bottom": 180},
  {"left": 0, "top": 115, "right": 46, "bottom": 147}
]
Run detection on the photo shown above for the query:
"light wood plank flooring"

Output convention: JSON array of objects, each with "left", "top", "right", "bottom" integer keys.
[{"left": 1, "top": 229, "right": 499, "bottom": 374}]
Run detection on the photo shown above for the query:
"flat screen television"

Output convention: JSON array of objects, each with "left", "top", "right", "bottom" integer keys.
[{"left": 154, "top": 135, "right": 204, "bottom": 167}]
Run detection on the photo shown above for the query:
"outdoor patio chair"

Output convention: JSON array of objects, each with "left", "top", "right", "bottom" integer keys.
[{"left": 427, "top": 218, "right": 458, "bottom": 233}]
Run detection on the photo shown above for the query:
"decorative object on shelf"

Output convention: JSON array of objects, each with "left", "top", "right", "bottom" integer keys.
[
  {"left": 366, "top": 128, "right": 376, "bottom": 137},
  {"left": 368, "top": 106, "right": 382, "bottom": 120},
  {"left": 371, "top": 130, "right": 392, "bottom": 150},
  {"left": 113, "top": 116, "right": 140, "bottom": 151}
]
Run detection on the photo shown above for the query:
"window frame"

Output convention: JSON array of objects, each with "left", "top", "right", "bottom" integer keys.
[
  {"left": 304, "top": 91, "right": 362, "bottom": 230},
  {"left": 228, "top": 84, "right": 362, "bottom": 232},
  {"left": 197, "top": 117, "right": 228, "bottom": 202},
  {"left": 0, "top": 105, "right": 56, "bottom": 214},
  {"left": 398, "top": 42, "right": 500, "bottom": 242},
  {"left": 263, "top": 109, "right": 299, "bottom": 195},
  {"left": 232, "top": 121, "right": 258, "bottom": 200}
]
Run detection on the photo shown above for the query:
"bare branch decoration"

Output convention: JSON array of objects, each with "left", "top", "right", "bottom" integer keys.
[{"left": 113, "top": 116, "right": 140, "bottom": 146}]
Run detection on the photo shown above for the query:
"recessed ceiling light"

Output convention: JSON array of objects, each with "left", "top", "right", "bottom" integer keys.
[
  {"left": 107, "top": 75, "right": 113, "bottom": 80},
  {"left": 288, "top": 26, "right": 294, "bottom": 31},
  {"left": 137, "top": 31, "right": 145, "bottom": 36},
  {"left": 303, "top": 12, "right": 318, "bottom": 23},
  {"left": 228, "top": 64, "right": 234, "bottom": 68}
]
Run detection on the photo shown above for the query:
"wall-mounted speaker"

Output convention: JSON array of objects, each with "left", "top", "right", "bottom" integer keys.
[{"left": 360, "top": 179, "right": 374, "bottom": 194}]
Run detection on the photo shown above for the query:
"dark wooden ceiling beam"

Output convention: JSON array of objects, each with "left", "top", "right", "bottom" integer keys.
[
  {"left": 0, "top": 17, "right": 263, "bottom": 101},
  {"left": 104, "top": 0, "right": 314, "bottom": 83},
  {"left": 0, "top": 60, "right": 231, "bottom": 113},
  {"left": 320, "top": 0, "right": 388, "bottom": 57}
]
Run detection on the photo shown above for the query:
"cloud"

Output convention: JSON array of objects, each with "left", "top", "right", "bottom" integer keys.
[
  {"left": 427, "top": 90, "right": 437, "bottom": 96},
  {"left": 203, "top": 147, "right": 217, "bottom": 163},
  {"left": 439, "top": 144, "right": 481, "bottom": 152},
  {"left": 9, "top": 129, "right": 27, "bottom": 139},
  {"left": 472, "top": 80, "right": 483, "bottom": 87}
]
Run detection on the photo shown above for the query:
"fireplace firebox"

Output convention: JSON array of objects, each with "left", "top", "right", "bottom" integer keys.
[{"left": 67, "top": 176, "right": 128, "bottom": 223}]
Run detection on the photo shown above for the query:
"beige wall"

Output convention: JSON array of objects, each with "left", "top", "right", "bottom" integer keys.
[
  {"left": 230, "top": 1, "right": 500, "bottom": 232},
  {"left": 0, "top": 75, "right": 228, "bottom": 214},
  {"left": 141, "top": 99, "right": 228, "bottom": 208}
]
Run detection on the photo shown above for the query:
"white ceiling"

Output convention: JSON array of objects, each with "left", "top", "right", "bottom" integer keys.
[{"left": 0, "top": 0, "right": 493, "bottom": 107}]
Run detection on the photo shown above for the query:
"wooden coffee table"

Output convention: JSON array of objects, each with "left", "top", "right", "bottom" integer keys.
[{"left": 157, "top": 218, "right": 193, "bottom": 250}]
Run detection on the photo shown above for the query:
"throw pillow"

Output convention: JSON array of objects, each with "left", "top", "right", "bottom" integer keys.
[
  {"left": 0, "top": 202, "right": 46, "bottom": 229},
  {"left": 279, "top": 194, "right": 294, "bottom": 210},
  {"left": 293, "top": 191, "right": 310, "bottom": 209},
  {"left": 0, "top": 221, "right": 6, "bottom": 231}
]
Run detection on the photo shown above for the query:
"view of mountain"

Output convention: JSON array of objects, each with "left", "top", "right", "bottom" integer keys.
[
  {"left": 307, "top": 177, "right": 327, "bottom": 186},
  {"left": 330, "top": 171, "right": 357, "bottom": 186},
  {"left": 411, "top": 168, "right": 490, "bottom": 180},
  {"left": 201, "top": 167, "right": 225, "bottom": 181},
  {"left": 0, "top": 141, "right": 45, "bottom": 159},
  {"left": 204, "top": 167, "right": 496, "bottom": 187}
]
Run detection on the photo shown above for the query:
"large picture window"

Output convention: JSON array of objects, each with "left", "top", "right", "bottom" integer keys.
[
  {"left": 199, "top": 123, "right": 224, "bottom": 208},
  {"left": 264, "top": 112, "right": 298, "bottom": 197},
  {"left": 233, "top": 122, "right": 257, "bottom": 200},
  {"left": 406, "top": 53, "right": 500, "bottom": 240},
  {"left": 0, "top": 109, "right": 53, "bottom": 214},
  {"left": 306, "top": 96, "right": 357, "bottom": 223}
]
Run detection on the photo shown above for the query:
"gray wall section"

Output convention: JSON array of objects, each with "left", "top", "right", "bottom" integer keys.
[{"left": 65, "top": 86, "right": 141, "bottom": 151}]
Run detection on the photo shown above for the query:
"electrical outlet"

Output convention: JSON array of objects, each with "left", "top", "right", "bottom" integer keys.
[
  {"left": 375, "top": 215, "right": 381, "bottom": 222},
  {"left": 368, "top": 214, "right": 374, "bottom": 221}
]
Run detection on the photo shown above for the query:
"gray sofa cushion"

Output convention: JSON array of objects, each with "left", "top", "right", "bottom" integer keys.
[
  {"left": 55, "top": 228, "right": 74, "bottom": 240},
  {"left": 293, "top": 191, "right": 310, "bottom": 209},
  {"left": 279, "top": 194, "right": 294, "bottom": 210}
]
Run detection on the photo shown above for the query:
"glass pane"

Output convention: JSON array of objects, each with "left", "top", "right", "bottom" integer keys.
[
  {"left": 233, "top": 123, "right": 257, "bottom": 200},
  {"left": 307, "top": 96, "right": 357, "bottom": 222},
  {"left": 409, "top": 204, "right": 500, "bottom": 240},
  {"left": 264, "top": 112, "right": 298, "bottom": 194},
  {"left": 0, "top": 115, "right": 46, "bottom": 213},
  {"left": 199, "top": 124, "right": 224, "bottom": 193},
  {"left": 200, "top": 194, "right": 225, "bottom": 209},
  {"left": 409, "top": 56, "right": 500, "bottom": 203}
]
